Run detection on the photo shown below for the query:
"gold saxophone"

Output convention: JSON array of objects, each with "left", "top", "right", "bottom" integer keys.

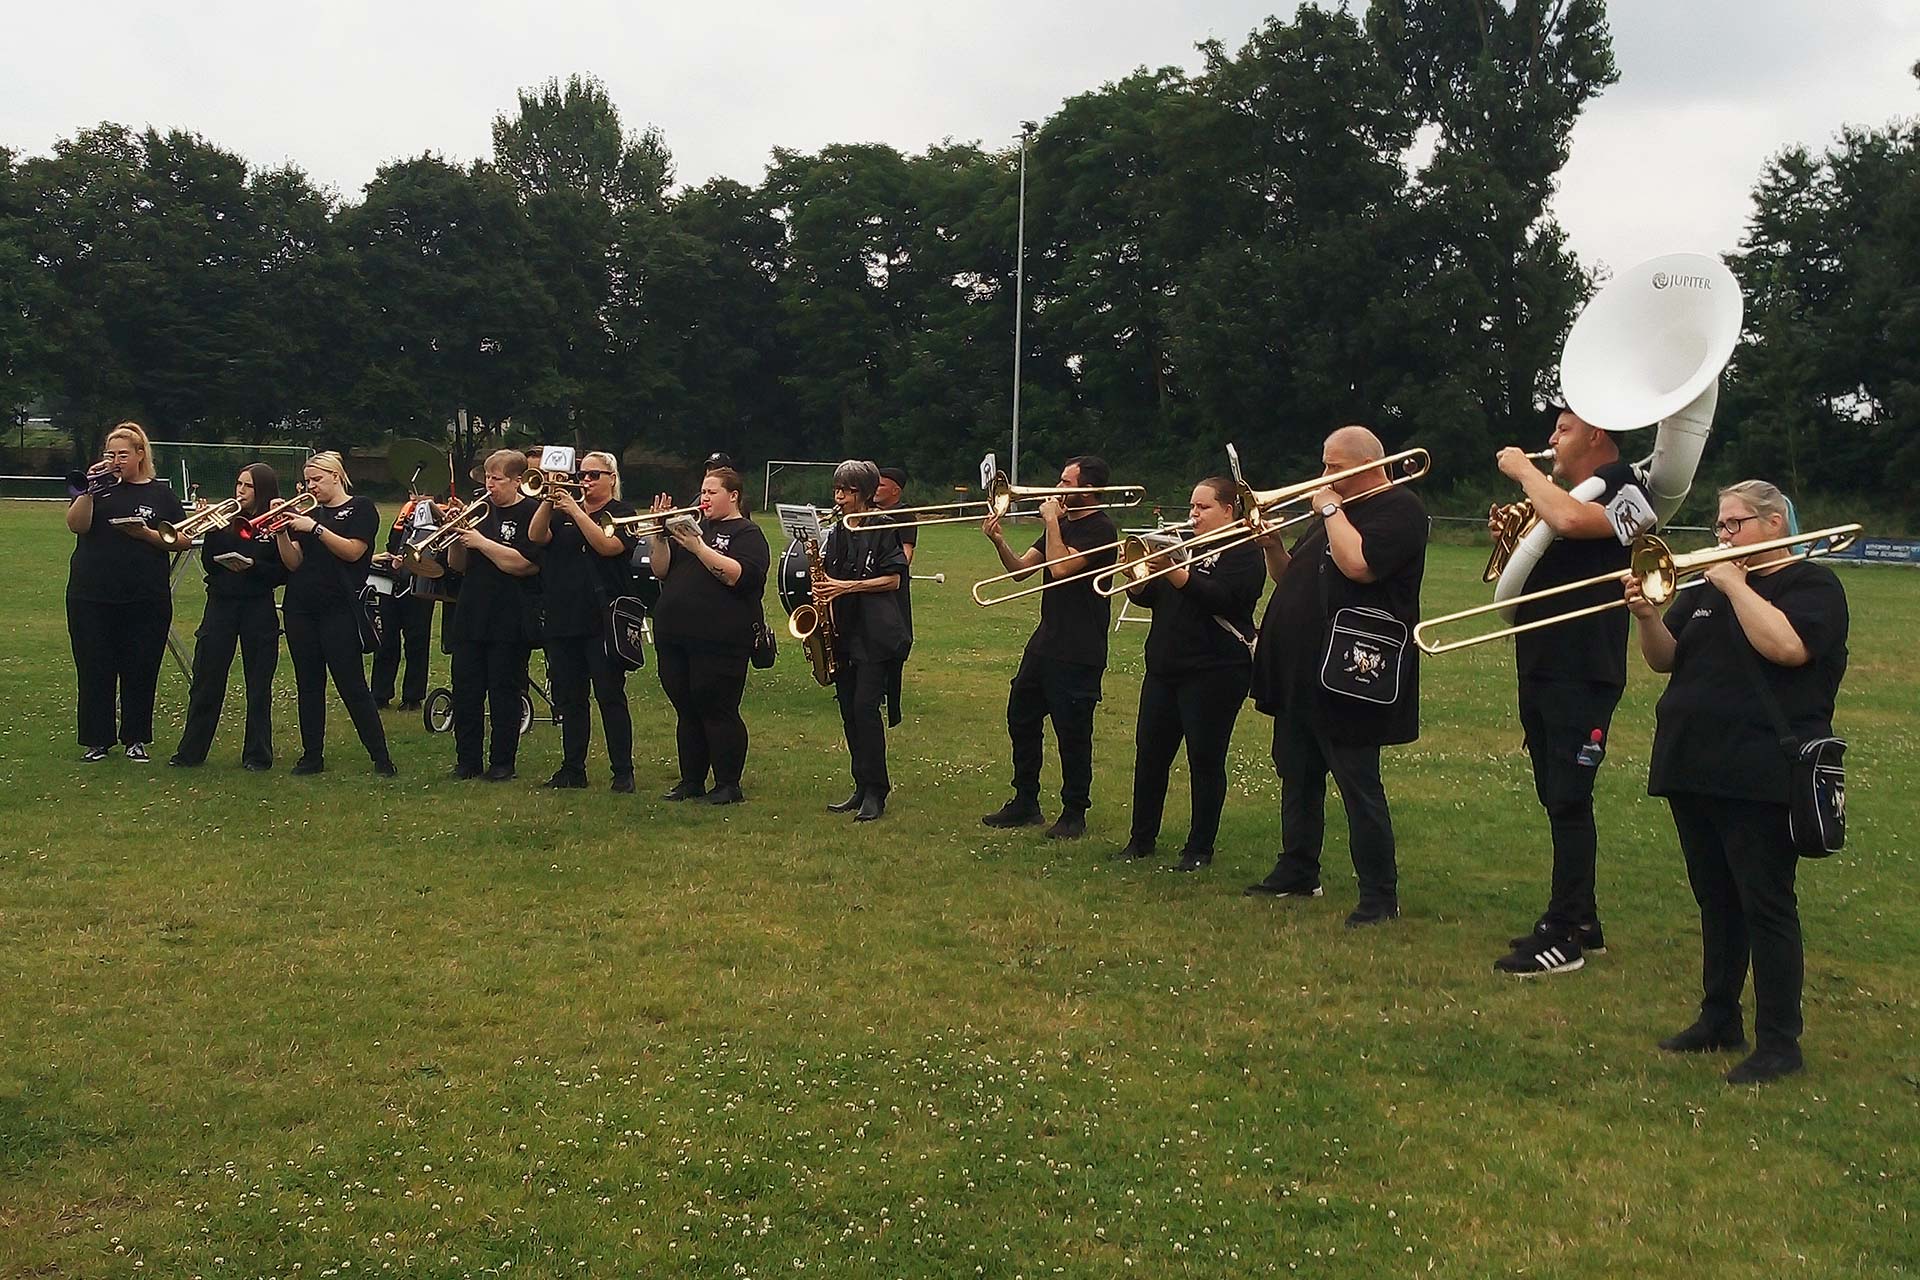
[{"left": 785, "top": 531, "right": 839, "bottom": 686}]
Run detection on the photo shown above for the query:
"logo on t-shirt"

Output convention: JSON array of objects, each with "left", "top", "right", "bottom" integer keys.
[
  {"left": 135, "top": 505, "right": 155, "bottom": 521},
  {"left": 497, "top": 520, "right": 518, "bottom": 542},
  {"left": 1691, "top": 606, "right": 1713, "bottom": 620},
  {"left": 713, "top": 534, "right": 731, "bottom": 551}
]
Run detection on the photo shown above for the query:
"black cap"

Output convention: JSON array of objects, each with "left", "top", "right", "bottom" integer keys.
[
  {"left": 704, "top": 451, "right": 734, "bottom": 472},
  {"left": 877, "top": 466, "right": 908, "bottom": 487}
]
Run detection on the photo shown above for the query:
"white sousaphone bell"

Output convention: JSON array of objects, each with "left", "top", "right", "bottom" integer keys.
[{"left": 1493, "top": 252, "right": 1745, "bottom": 618}]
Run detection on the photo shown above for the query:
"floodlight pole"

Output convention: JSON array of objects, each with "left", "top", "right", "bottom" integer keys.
[{"left": 1011, "top": 121, "right": 1036, "bottom": 487}]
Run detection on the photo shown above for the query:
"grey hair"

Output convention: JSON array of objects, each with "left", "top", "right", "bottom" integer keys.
[{"left": 833, "top": 458, "right": 880, "bottom": 501}]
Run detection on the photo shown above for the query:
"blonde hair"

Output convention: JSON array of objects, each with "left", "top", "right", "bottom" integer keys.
[
  {"left": 583, "top": 450, "right": 622, "bottom": 499},
  {"left": 104, "top": 422, "right": 156, "bottom": 482},
  {"left": 304, "top": 450, "right": 352, "bottom": 493},
  {"left": 486, "top": 448, "right": 528, "bottom": 480},
  {"left": 1719, "top": 479, "right": 1792, "bottom": 527}
]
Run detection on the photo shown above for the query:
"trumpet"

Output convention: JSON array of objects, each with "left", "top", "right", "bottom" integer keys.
[
  {"left": 157, "top": 497, "right": 245, "bottom": 549},
  {"left": 1414, "top": 523, "right": 1863, "bottom": 655},
  {"left": 841, "top": 471, "right": 1145, "bottom": 531},
  {"left": 244, "top": 492, "right": 320, "bottom": 539},
  {"left": 1092, "top": 447, "right": 1431, "bottom": 597},
  {"left": 521, "top": 469, "right": 586, "bottom": 502},
  {"left": 594, "top": 505, "right": 704, "bottom": 538},
  {"left": 785, "top": 531, "right": 840, "bottom": 685},
  {"left": 970, "top": 520, "right": 1190, "bottom": 607},
  {"left": 1482, "top": 449, "right": 1556, "bottom": 582},
  {"left": 397, "top": 495, "right": 492, "bottom": 579}
]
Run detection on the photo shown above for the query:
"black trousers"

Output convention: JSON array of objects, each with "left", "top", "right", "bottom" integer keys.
[
  {"left": 656, "top": 638, "right": 750, "bottom": 789},
  {"left": 1518, "top": 677, "right": 1623, "bottom": 931},
  {"left": 1668, "top": 792, "right": 1804, "bottom": 1054},
  {"left": 68, "top": 596, "right": 173, "bottom": 749},
  {"left": 174, "top": 594, "right": 278, "bottom": 767},
  {"left": 1129, "top": 665, "right": 1250, "bottom": 855},
  {"left": 372, "top": 593, "right": 434, "bottom": 704},
  {"left": 1270, "top": 714, "right": 1398, "bottom": 905},
  {"left": 450, "top": 638, "right": 531, "bottom": 770},
  {"left": 1007, "top": 650, "right": 1103, "bottom": 813},
  {"left": 284, "top": 607, "right": 391, "bottom": 765},
  {"left": 834, "top": 658, "right": 891, "bottom": 797},
  {"left": 547, "top": 632, "right": 634, "bottom": 777}
]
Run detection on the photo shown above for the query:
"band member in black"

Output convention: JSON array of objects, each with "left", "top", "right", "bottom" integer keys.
[
  {"left": 371, "top": 484, "right": 440, "bottom": 712},
  {"left": 530, "top": 450, "right": 638, "bottom": 791},
  {"left": 65, "top": 422, "right": 186, "bottom": 763},
  {"left": 1627, "top": 481, "right": 1848, "bottom": 1084},
  {"left": 1115, "top": 478, "right": 1265, "bottom": 871},
  {"left": 276, "top": 451, "right": 396, "bottom": 776},
  {"left": 979, "top": 456, "right": 1119, "bottom": 839},
  {"left": 171, "top": 464, "right": 285, "bottom": 769},
  {"left": 446, "top": 449, "right": 542, "bottom": 782},
  {"left": 817, "top": 460, "right": 909, "bottom": 822},
  {"left": 1492, "top": 405, "right": 1656, "bottom": 976},
  {"left": 649, "top": 466, "right": 770, "bottom": 805},
  {"left": 1245, "top": 426, "right": 1427, "bottom": 927},
  {"left": 874, "top": 466, "right": 917, "bottom": 726}
]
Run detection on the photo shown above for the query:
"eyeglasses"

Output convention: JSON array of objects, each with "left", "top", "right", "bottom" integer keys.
[{"left": 1713, "top": 514, "right": 1759, "bottom": 538}]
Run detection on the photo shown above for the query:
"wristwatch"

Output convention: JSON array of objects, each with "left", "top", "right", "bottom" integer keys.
[{"left": 1319, "top": 501, "right": 1341, "bottom": 520}]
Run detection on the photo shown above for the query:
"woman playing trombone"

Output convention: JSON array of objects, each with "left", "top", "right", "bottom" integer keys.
[
  {"left": 1626, "top": 481, "right": 1849, "bottom": 1085},
  {"left": 1112, "top": 477, "right": 1266, "bottom": 871}
]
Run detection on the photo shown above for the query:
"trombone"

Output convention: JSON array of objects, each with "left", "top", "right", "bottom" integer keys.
[
  {"left": 1092, "top": 446, "right": 1432, "bottom": 597},
  {"left": 397, "top": 495, "right": 492, "bottom": 579},
  {"left": 521, "top": 469, "right": 586, "bottom": 502},
  {"left": 970, "top": 520, "right": 1189, "bottom": 607},
  {"left": 157, "top": 497, "right": 245, "bottom": 550},
  {"left": 841, "top": 471, "right": 1145, "bottom": 531},
  {"left": 1414, "top": 524, "right": 1863, "bottom": 656},
  {"left": 1484, "top": 448, "right": 1556, "bottom": 582},
  {"left": 594, "top": 505, "right": 704, "bottom": 538},
  {"left": 243, "top": 492, "right": 319, "bottom": 539}
]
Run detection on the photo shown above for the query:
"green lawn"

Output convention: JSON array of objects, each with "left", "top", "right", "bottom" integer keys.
[{"left": 1, "top": 498, "right": 1914, "bottom": 1278}]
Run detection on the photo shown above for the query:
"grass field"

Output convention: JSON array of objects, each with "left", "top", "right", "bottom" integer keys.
[{"left": 1, "top": 497, "right": 1915, "bottom": 1279}]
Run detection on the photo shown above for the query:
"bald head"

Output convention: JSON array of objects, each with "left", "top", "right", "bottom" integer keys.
[{"left": 1324, "top": 425, "right": 1385, "bottom": 467}]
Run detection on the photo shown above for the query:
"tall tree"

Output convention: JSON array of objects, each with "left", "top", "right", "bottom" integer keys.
[{"left": 0, "top": 146, "right": 51, "bottom": 426}]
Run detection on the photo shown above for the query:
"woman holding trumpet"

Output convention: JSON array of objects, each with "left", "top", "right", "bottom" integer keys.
[
  {"left": 529, "top": 451, "right": 639, "bottom": 791},
  {"left": 64, "top": 421, "right": 186, "bottom": 762},
  {"left": 170, "top": 463, "right": 285, "bottom": 769},
  {"left": 1112, "top": 477, "right": 1266, "bottom": 871},
  {"left": 649, "top": 466, "right": 769, "bottom": 805},
  {"left": 276, "top": 451, "right": 396, "bottom": 776},
  {"left": 446, "top": 449, "right": 543, "bottom": 782},
  {"left": 1626, "top": 481, "right": 1850, "bottom": 1084}
]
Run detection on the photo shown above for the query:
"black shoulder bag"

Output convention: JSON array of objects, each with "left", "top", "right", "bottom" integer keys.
[
  {"left": 355, "top": 582, "right": 385, "bottom": 655},
  {"left": 1734, "top": 638, "right": 1846, "bottom": 857},
  {"left": 1316, "top": 544, "right": 1407, "bottom": 706}
]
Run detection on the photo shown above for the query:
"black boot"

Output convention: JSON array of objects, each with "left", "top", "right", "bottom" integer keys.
[
  {"left": 826, "top": 788, "right": 865, "bottom": 813},
  {"left": 855, "top": 791, "right": 887, "bottom": 822},
  {"left": 982, "top": 795, "right": 1044, "bottom": 828},
  {"left": 1045, "top": 809, "right": 1086, "bottom": 840}
]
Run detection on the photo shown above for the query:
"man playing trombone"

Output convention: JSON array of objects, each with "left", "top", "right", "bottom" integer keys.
[
  {"left": 1244, "top": 426, "right": 1427, "bottom": 927},
  {"left": 1490, "top": 404, "right": 1656, "bottom": 977},
  {"left": 979, "top": 456, "right": 1120, "bottom": 840}
]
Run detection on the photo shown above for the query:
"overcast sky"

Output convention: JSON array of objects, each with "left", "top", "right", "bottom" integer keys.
[{"left": 6, "top": 1, "right": 1917, "bottom": 272}]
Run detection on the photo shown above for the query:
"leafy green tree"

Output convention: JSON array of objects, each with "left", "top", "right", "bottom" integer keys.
[{"left": 0, "top": 146, "right": 52, "bottom": 425}]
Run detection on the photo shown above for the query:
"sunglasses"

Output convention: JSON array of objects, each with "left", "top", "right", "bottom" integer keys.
[{"left": 579, "top": 470, "right": 610, "bottom": 480}]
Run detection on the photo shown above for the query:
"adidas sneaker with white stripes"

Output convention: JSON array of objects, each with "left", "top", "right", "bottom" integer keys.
[{"left": 1493, "top": 936, "right": 1585, "bottom": 977}]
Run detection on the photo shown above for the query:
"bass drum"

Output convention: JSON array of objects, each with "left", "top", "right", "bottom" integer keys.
[
  {"left": 777, "top": 536, "right": 813, "bottom": 616},
  {"left": 627, "top": 546, "right": 663, "bottom": 611}
]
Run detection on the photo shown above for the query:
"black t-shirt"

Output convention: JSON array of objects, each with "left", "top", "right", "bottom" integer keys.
[
  {"left": 1648, "top": 560, "right": 1849, "bottom": 803},
  {"left": 651, "top": 516, "right": 772, "bottom": 657},
  {"left": 1252, "top": 485, "right": 1428, "bottom": 746},
  {"left": 1024, "top": 511, "right": 1120, "bottom": 669},
  {"left": 66, "top": 480, "right": 185, "bottom": 603},
  {"left": 282, "top": 495, "right": 379, "bottom": 616},
  {"left": 539, "top": 499, "right": 639, "bottom": 638},
  {"left": 823, "top": 522, "right": 910, "bottom": 666},
  {"left": 201, "top": 520, "right": 285, "bottom": 601},
  {"left": 1514, "top": 460, "right": 1653, "bottom": 688},
  {"left": 447, "top": 496, "right": 542, "bottom": 644},
  {"left": 1135, "top": 539, "right": 1265, "bottom": 677},
  {"left": 882, "top": 514, "right": 919, "bottom": 640}
]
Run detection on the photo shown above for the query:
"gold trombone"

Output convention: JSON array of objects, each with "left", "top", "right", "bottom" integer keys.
[
  {"left": 1414, "top": 524, "right": 1862, "bottom": 656},
  {"left": 397, "top": 495, "right": 492, "bottom": 579},
  {"left": 970, "top": 520, "right": 1189, "bottom": 607},
  {"left": 157, "top": 497, "right": 245, "bottom": 550},
  {"left": 1483, "top": 448, "right": 1557, "bottom": 582},
  {"left": 841, "top": 471, "right": 1145, "bottom": 531},
  {"left": 243, "top": 492, "right": 320, "bottom": 539},
  {"left": 1092, "top": 446, "right": 1432, "bottom": 597},
  {"left": 594, "top": 505, "right": 704, "bottom": 538}
]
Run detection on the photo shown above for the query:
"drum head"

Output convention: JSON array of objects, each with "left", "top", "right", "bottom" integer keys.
[{"left": 777, "top": 537, "right": 812, "bottom": 615}]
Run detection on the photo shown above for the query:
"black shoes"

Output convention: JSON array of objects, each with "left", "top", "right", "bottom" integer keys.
[
  {"left": 1045, "top": 809, "right": 1086, "bottom": 840},
  {"left": 81, "top": 745, "right": 113, "bottom": 762},
  {"left": 855, "top": 792, "right": 887, "bottom": 822},
  {"left": 662, "top": 782, "right": 706, "bottom": 801},
  {"left": 168, "top": 754, "right": 199, "bottom": 768},
  {"left": 610, "top": 773, "right": 635, "bottom": 794},
  {"left": 242, "top": 760, "right": 272, "bottom": 772},
  {"left": 1244, "top": 865, "right": 1323, "bottom": 898},
  {"left": 291, "top": 756, "right": 325, "bottom": 776},
  {"left": 1110, "top": 841, "right": 1156, "bottom": 860},
  {"left": 398, "top": 700, "right": 422, "bottom": 713},
  {"left": 373, "top": 760, "right": 399, "bottom": 778},
  {"left": 982, "top": 797, "right": 1044, "bottom": 828},
  {"left": 482, "top": 765, "right": 516, "bottom": 782},
  {"left": 451, "top": 762, "right": 482, "bottom": 780},
  {"left": 1173, "top": 851, "right": 1213, "bottom": 873},
  {"left": 1345, "top": 901, "right": 1400, "bottom": 928},
  {"left": 542, "top": 770, "right": 589, "bottom": 789},
  {"left": 1658, "top": 1020, "right": 1748, "bottom": 1054},
  {"left": 1725, "top": 1048, "right": 1804, "bottom": 1085},
  {"left": 704, "top": 784, "right": 746, "bottom": 806},
  {"left": 1494, "top": 934, "right": 1583, "bottom": 976},
  {"left": 827, "top": 790, "right": 865, "bottom": 814},
  {"left": 1510, "top": 919, "right": 1607, "bottom": 956},
  {"left": 125, "top": 743, "right": 151, "bottom": 764}
]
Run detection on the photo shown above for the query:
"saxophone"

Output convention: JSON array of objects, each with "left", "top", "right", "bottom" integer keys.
[{"left": 785, "top": 531, "right": 840, "bottom": 686}]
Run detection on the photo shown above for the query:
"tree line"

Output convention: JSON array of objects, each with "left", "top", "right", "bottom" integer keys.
[{"left": 1, "top": 4, "right": 1914, "bottom": 516}]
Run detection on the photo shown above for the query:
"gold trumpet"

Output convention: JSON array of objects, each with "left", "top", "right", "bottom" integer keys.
[
  {"left": 157, "top": 497, "right": 245, "bottom": 549},
  {"left": 594, "top": 505, "right": 704, "bottom": 538},
  {"left": 970, "top": 521, "right": 1189, "bottom": 606},
  {"left": 243, "top": 492, "right": 320, "bottom": 539},
  {"left": 521, "top": 469, "right": 586, "bottom": 501},
  {"left": 841, "top": 471, "right": 1144, "bottom": 531},
  {"left": 397, "top": 495, "right": 492, "bottom": 579},
  {"left": 1414, "top": 523, "right": 1863, "bottom": 656},
  {"left": 1483, "top": 449, "right": 1557, "bottom": 582},
  {"left": 1092, "top": 447, "right": 1432, "bottom": 597}
]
